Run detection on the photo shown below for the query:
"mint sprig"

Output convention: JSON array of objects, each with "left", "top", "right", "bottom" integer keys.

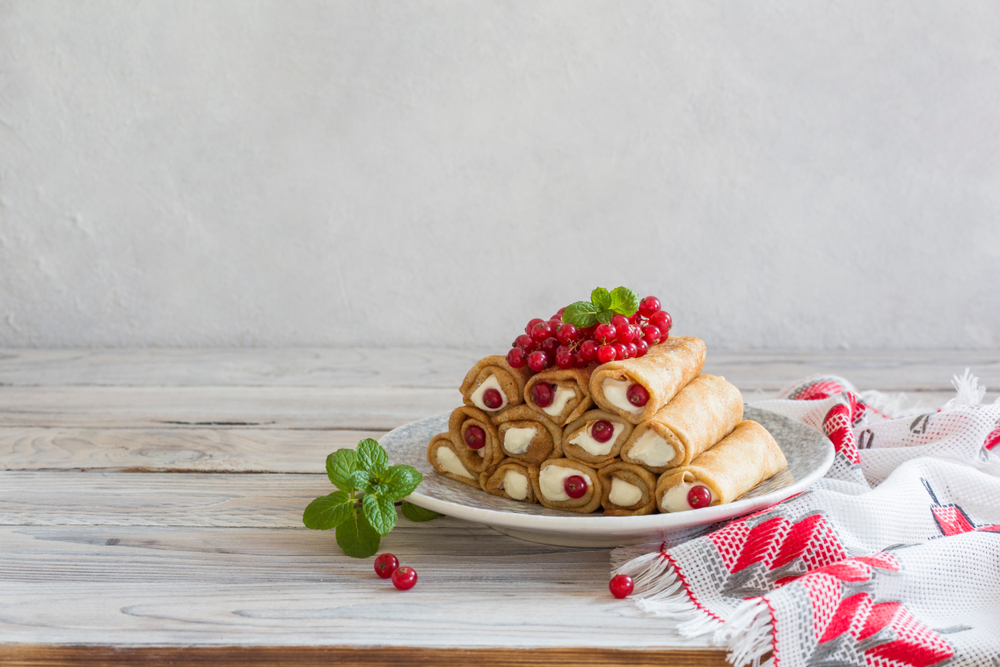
[
  {"left": 304, "top": 438, "right": 439, "bottom": 558},
  {"left": 562, "top": 286, "right": 639, "bottom": 328}
]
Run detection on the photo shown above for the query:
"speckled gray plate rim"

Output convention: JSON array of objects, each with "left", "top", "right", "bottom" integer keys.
[{"left": 383, "top": 405, "right": 834, "bottom": 535}]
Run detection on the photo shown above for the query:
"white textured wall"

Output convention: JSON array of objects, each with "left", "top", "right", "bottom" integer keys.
[{"left": 2, "top": 1, "right": 999, "bottom": 349}]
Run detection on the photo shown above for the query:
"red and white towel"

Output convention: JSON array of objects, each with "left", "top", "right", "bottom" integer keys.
[{"left": 613, "top": 371, "right": 1000, "bottom": 667}]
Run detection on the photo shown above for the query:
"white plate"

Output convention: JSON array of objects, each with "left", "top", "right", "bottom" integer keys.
[{"left": 383, "top": 406, "right": 834, "bottom": 548}]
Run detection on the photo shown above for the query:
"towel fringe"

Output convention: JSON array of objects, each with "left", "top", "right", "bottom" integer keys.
[{"left": 719, "top": 598, "right": 774, "bottom": 667}]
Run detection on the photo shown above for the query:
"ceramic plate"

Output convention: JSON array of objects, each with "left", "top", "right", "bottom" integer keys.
[{"left": 384, "top": 405, "right": 834, "bottom": 547}]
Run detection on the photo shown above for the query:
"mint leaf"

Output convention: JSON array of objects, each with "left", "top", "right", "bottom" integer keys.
[
  {"left": 591, "top": 287, "right": 612, "bottom": 310},
  {"left": 348, "top": 469, "right": 374, "bottom": 493},
  {"left": 401, "top": 501, "right": 440, "bottom": 522},
  {"left": 596, "top": 309, "right": 614, "bottom": 324},
  {"left": 326, "top": 449, "right": 358, "bottom": 490},
  {"left": 335, "top": 510, "right": 381, "bottom": 558},
  {"left": 362, "top": 493, "right": 398, "bottom": 536},
  {"left": 562, "top": 301, "right": 600, "bottom": 328},
  {"left": 609, "top": 287, "right": 639, "bottom": 316},
  {"left": 382, "top": 465, "right": 422, "bottom": 500},
  {"left": 357, "top": 438, "right": 388, "bottom": 477},
  {"left": 303, "top": 490, "right": 353, "bottom": 530}
]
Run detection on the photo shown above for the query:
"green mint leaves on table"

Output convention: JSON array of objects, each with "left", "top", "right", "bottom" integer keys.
[
  {"left": 562, "top": 286, "right": 640, "bottom": 328},
  {"left": 303, "top": 438, "right": 439, "bottom": 558}
]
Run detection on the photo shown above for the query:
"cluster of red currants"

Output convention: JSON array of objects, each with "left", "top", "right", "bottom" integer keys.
[
  {"left": 374, "top": 553, "right": 417, "bottom": 590},
  {"left": 506, "top": 296, "right": 672, "bottom": 373}
]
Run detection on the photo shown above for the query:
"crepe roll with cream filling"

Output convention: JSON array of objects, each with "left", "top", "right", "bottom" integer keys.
[
  {"left": 621, "top": 374, "right": 743, "bottom": 474},
  {"left": 532, "top": 458, "right": 603, "bottom": 513},
  {"left": 480, "top": 459, "right": 538, "bottom": 503},
  {"left": 655, "top": 420, "right": 787, "bottom": 512},
  {"left": 598, "top": 462, "right": 658, "bottom": 516},
  {"left": 589, "top": 336, "right": 706, "bottom": 424},
  {"left": 427, "top": 433, "right": 481, "bottom": 488},
  {"left": 491, "top": 405, "right": 563, "bottom": 464},
  {"left": 460, "top": 355, "right": 532, "bottom": 414},
  {"left": 448, "top": 406, "right": 503, "bottom": 477},
  {"left": 523, "top": 368, "right": 593, "bottom": 426},
  {"left": 562, "top": 409, "right": 634, "bottom": 468}
]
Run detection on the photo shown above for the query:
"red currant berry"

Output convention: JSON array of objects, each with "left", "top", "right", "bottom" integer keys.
[
  {"left": 564, "top": 474, "right": 588, "bottom": 499},
  {"left": 687, "top": 485, "right": 712, "bottom": 509},
  {"left": 650, "top": 311, "right": 672, "bottom": 334},
  {"left": 609, "top": 574, "right": 634, "bottom": 599},
  {"left": 591, "top": 420, "right": 614, "bottom": 443},
  {"left": 391, "top": 566, "right": 418, "bottom": 590},
  {"left": 625, "top": 342, "right": 638, "bottom": 359},
  {"left": 612, "top": 342, "right": 628, "bottom": 360},
  {"left": 464, "top": 425, "right": 486, "bottom": 449},
  {"left": 556, "top": 323, "right": 579, "bottom": 345},
  {"left": 616, "top": 324, "right": 635, "bottom": 344},
  {"left": 515, "top": 334, "right": 536, "bottom": 352},
  {"left": 629, "top": 313, "right": 642, "bottom": 325},
  {"left": 507, "top": 347, "right": 526, "bottom": 369},
  {"left": 626, "top": 384, "right": 649, "bottom": 407},
  {"left": 555, "top": 306, "right": 567, "bottom": 316},
  {"left": 594, "top": 323, "right": 616, "bottom": 344},
  {"left": 482, "top": 388, "right": 503, "bottom": 410},
  {"left": 611, "top": 314, "right": 630, "bottom": 331},
  {"left": 597, "top": 344, "right": 616, "bottom": 364},
  {"left": 579, "top": 340, "right": 599, "bottom": 361},
  {"left": 573, "top": 352, "right": 588, "bottom": 368},
  {"left": 527, "top": 350, "right": 550, "bottom": 372},
  {"left": 639, "top": 296, "right": 661, "bottom": 319},
  {"left": 374, "top": 553, "right": 399, "bottom": 579},
  {"left": 555, "top": 351, "right": 574, "bottom": 369},
  {"left": 642, "top": 325, "right": 662, "bottom": 345},
  {"left": 531, "top": 382, "right": 554, "bottom": 408},
  {"left": 531, "top": 322, "right": 553, "bottom": 343},
  {"left": 525, "top": 318, "right": 545, "bottom": 336},
  {"left": 634, "top": 338, "right": 649, "bottom": 357},
  {"left": 540, "top": 336, "right": 560, "bottom": 355}
]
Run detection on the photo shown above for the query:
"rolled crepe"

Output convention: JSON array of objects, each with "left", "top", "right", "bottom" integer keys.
[
  {"left": 562, "top": 409, "right": 634, "bottom": 468},
  {"left": 448, "top": 406, "right": 503, "bottom": 477},
  {"left": 654, "top": 420, "right": 787, "bottom": 512},
  {"left": 589, "top": 336, "right": 706, "bottom": 424},
  {"left": 491, "top": 405, "right": 563, "bottom": 465},
  {"left": 598, "top": 462, "right": 658, "bottom": 516},
  {"left": 460, "top": 355, "right": 532, "bottom": 415},
  {"left": 621, "top": 374, "right": 743, "bottom": 474},
  {"left": 427, "top": 433, "right": 481, "bottom": 488},
  {"left": 523, "top": 368, "right": 593, "bottom": 426},
  {"left": 532, "top": 458, "right": 603, "bottom": 514},
  {"left": 480, "top": 459, "right": 539, "bottom": 504}
]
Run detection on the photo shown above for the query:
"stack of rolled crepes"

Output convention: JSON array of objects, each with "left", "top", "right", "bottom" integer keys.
[{"left": 427, "top": 337, "right": 788, "bottom": 515}]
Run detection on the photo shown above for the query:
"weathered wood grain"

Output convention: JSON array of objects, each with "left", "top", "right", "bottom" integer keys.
[
  {"left": 2, "top": 348, "right": 997, "bottom": 390},
  {"left": 0, "top": 427, "right": 383, "bottom": 473},
  {"left": 0, "top": 525, "right": 711, "bottom": 649},
  {"left": 0, "top": 646, "right": 728, "bottom": 666}
]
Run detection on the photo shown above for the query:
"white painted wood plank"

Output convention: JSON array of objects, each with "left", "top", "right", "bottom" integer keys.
[
  {"left": 0, "top": 386, "right": 457, "bottom": 430},
  {"left": 0, "top": 427, "right": 382, "bottom": 473},
  {"left": 2, "top": 348, "right": 998, "bottom": 390},
  {"left": 0, "top": 524, "right": 707, "bottom": 648}
]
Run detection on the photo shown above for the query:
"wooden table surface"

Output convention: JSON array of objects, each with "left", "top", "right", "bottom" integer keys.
[{"left": 1, "top": 348, "right": 997, "bottom": 666}]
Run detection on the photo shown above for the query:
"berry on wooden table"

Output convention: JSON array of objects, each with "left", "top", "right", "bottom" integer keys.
[
  {"left": 531, "top": 382, "right": 554, "bottom": 408},
  {"left": 609, "top": 574, "right": 634, "bottom": 599},
  {"left": 687, "top": 485, "right": 712, "bottom": 509},
  {"left": 391, "top": 566, "right": 418, "bottom": 591},
  {"left": 564, "top": 475, "right": 588, "bottom": 499},
  {"left": 374, "top": 553, "right": 399, "bottom": 579},
  {"left": 464, "top": 425, "right": 486, "bottom": 449}
]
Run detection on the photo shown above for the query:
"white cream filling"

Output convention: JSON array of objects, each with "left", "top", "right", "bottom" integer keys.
[
  {"left": 609, "top": 478, "right": 643, "bottom": 507},
  {"left": 470, "top": 374, "right": 507, "bottom": 412},
  {"left": 538, "top": 465, "right": 592, "bottom": 502},
  {"left": 661, "top": 479, "right": 717, "bottom": 512},
  {"left": 436, "top": 447, "right": 474, "bottom": 479},
  {"left": 540, "top": 385, "right": 576, "bottom": 417},
  {"left": 503, "top": 426, "right": 536, "bottom": 455},
  {"left": 602, "top": 378, "right": 644, "bottom": 415},
  {"left": 568, "top": 420, "right": 624, "bottom": 456},
  {"left": 502, "top": 470, "right": 529, "bottom": 500},
  {"left": 629, "top": 429, "right": 677, "bottom": 468}
]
